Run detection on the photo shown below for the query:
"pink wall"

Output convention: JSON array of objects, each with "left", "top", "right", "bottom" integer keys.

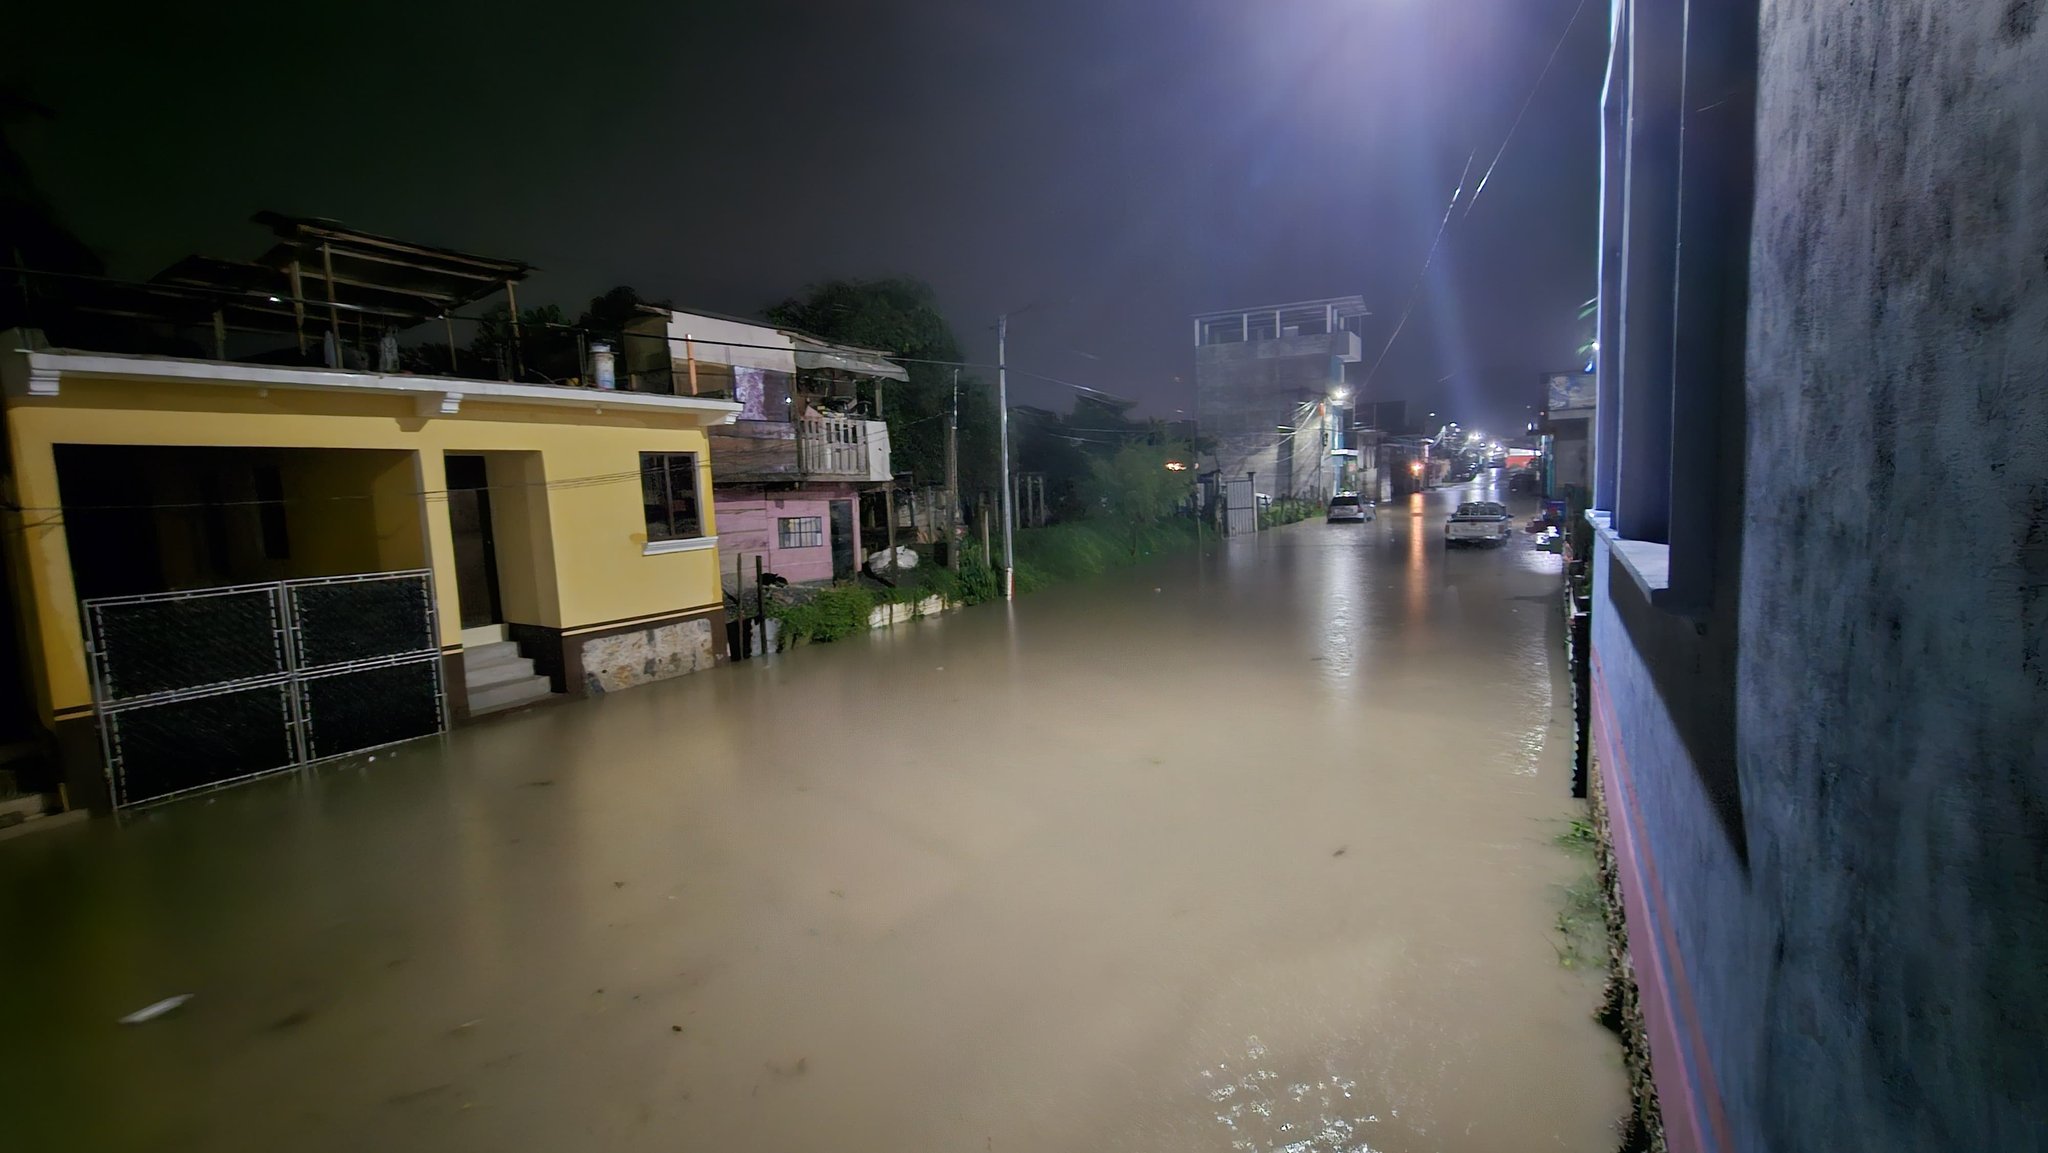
[{"left": 713, "top": 495, "right": 856, "bottom": 588}]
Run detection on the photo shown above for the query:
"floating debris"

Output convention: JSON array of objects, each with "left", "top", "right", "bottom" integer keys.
[{"left": 119, "top": 994, "right": 192, "bottom": 1025}]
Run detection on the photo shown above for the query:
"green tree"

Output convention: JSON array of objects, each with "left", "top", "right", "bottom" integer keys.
[
  {"left": 577, "top": 284, "right": 672, "bottom": 338},
  {"left": 462, "top": 301, "right": 569, "bottom": 381},
  {"left": 766, "top": 278, "right": 997, "bottom": 493},
  {"left": 1088, "top": 442, "right": 1193, "bottom": 558}
]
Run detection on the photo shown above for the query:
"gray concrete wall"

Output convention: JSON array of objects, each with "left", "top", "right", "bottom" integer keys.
[
  {"left": 1196, "top": 332, "right": 1350, "bottom": 497},
  {"left": 1737, "top": 1, "right": 2048, "bottom": 1147},
  {"left": 1597, "top": 3, "right": 2048, "bottom": 1151}
]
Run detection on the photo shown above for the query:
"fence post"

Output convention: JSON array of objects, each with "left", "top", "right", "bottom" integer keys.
[{"left": 755, "top": 555, "right": 768, "bottom": 654}]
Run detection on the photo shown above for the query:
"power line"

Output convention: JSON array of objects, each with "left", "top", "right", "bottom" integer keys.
[
  {"left": 1359, "top": 152, "right": 1475, "bottom": 394},
  {"left": 1360, "top": 0, "right": 1594, "bottom": 390},
  {"left": 1463, "top": 0, "right": 1592, "bottom": 218}
]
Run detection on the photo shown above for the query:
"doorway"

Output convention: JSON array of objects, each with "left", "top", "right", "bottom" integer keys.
[
  {"left": 445, "top": 455, "right": 503, "bottom": 628},
  {"left": 829, "top": 500, "right": 856, "bottom": 580}
]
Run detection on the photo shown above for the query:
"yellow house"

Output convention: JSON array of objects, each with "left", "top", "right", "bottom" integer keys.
[{"left": 0, "top": 339, "right": 740, "bottom": 808}]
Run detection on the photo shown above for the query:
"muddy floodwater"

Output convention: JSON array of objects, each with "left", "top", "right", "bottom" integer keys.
[{"left": 3, "top": 478, "right": 1625, "bottom": 1152}]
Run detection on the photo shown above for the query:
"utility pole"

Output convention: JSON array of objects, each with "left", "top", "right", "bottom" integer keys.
[
  {"left": 947, "top": 369, "right": 961, "bottom": 572},
  {"left": 997, "top": 314, "right": 1015, "bottom": 599}
]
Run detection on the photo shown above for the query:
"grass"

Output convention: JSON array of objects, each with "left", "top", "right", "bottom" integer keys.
[
  {"left": 1552, "top": 874, "right": 1609, "bottom": 970},
  {"left": 766, "top": 516, "right": 1201, "bottom": 648},
  {"left": 1258, "top": 497, "right": 1323, "bottom": 529},
  {"left": 1008, "top": 518, "right": 1199, "bottom": 591},
  {"left": 1546, "top": 810, "right": 1608, "bottom": 970},
  {"left": 1555, "top": 817, "right": 1598, "bottom": 853}
]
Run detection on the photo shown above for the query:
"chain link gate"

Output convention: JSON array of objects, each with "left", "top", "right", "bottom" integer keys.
[{"left": 85, "top": 570, "right": 446, "bottom": 808}]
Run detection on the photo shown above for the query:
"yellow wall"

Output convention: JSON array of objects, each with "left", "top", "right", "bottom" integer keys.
[
  {"left": 480, "top": 451, "right": 560, "bottom": 627},
  {"left": 2, "top": 376, "right": 725, "bottom": 722}
]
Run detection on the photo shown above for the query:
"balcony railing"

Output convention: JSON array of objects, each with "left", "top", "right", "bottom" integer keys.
[
  {"left": 800, "top": 413, "right": 886, "bottom": 480},
  {"left": 709, "top": 412, "right": 888, "bottom": 485}
]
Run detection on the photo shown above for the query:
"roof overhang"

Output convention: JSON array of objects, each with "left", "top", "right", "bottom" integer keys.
[
  {"left": 789, "top": 338, "right": 909, "bottom": 381},
  {"left": 3, "top": 349, "right": 742, "bottom": 425}
]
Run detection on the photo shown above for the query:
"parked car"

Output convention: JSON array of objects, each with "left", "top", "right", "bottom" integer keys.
[
  {"left": 1326, "top": 493, "right": 1374, "bottom": 523},
  {"left": 1445, "top": 500, "right": 1512, "bottom": 547}
]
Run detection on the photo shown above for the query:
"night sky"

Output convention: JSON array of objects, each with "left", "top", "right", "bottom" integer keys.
[{"left": 12, "top": 0, "right": 1602, "bottom": 430}]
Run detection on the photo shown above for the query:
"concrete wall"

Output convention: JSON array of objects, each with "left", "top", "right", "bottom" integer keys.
[
  {"left": 1593, "top": 2, "right": 2048, "bottom": 1150},
  {"left": 1549, "top": 416, "right": 1592, "bottom": 498},
  {"left": 1739, "top": 1, "right": 2048, "bottom": 1147},
  {"left": 1195, "top": 331, "right": 1352, "bottom": 498}
]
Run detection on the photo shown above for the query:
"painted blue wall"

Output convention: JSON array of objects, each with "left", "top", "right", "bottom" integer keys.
[
  {"left": 1596, "top": 2, "right": 2048, "bottom": 1150},
  {"left": 1739, "top": 0, "right": 2048, "bottom": 1147}
]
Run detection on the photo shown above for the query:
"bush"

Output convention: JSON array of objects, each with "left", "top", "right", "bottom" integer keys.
[
  {"left": 909, "top": 556, "right": 1002, "bottom": 607},
  {"left": 767, "top": 583, "right": 876, "bottom": 646},
  {"left": 1011, "top": 517, "right": 1199, "bottom": 588},
  {"left": 1259, "top": 497, "right": 1322, "bottom": 529}
]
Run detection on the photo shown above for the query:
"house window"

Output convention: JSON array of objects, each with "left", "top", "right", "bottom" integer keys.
[
  {"left": 778, "top": 516, "right": 824, "bottom": 549},
  {"left": 639, "top": 453, "right": 703, "bottom": 541}
]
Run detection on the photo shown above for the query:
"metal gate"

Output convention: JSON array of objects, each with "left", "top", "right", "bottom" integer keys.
[
  {"left": 85, "top": 570, "right": 445, "bottom": 808},
  {"left": 1223, "top": 475, "right": 1259, "bottom": 536}
]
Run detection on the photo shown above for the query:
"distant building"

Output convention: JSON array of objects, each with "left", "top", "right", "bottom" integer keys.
[
  {"left": 1192, "top": 297, "right": 1366, "bottom": 499},
  {"left": 1542, "top": 370, "right": 1595, "bottom": 500}
]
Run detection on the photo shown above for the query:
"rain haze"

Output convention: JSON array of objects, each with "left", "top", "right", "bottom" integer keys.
[
  {"left": 12, "top": 0, "right": 2035, "bottom": 1150},
  {"left": 7, "top": 0, "right": 1603, "bottom": 424}
]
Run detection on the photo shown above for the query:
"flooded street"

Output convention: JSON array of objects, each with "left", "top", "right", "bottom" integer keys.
[{"left": 2, "top": 478, "right": 1625, "bottom": 1152}]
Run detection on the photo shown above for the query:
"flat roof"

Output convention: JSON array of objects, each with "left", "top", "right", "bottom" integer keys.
[
  {"left": 4, "top": 348, "right": 742, "bottom": 425},
  {"left": 1192, "top": 296, "right": 1369, "bottom": 322}
]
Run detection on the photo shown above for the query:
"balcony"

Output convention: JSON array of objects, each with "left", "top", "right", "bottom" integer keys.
[
  {"left": 1193, "top": 296, "right": 1369, "bottom": 360},
  {"left": 710, "top": 412, "right": 889, "bottom": 485}
]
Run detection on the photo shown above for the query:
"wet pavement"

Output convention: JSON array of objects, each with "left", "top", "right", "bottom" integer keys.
[{"left": 2, "top": 475, "right": 1625, "bottom": 1152}]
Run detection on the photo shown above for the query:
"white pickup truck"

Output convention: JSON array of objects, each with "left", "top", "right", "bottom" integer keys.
[{"left": 1444, "top": 501, "right": 1512, "bottom": 547}]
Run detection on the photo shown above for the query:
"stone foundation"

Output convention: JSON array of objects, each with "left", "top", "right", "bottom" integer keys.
[{"left": 579, "top": 618, "right": 717, "bottom": 695}]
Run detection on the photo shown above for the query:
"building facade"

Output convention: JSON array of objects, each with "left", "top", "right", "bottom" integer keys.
[
  {"left": 1542, "top": 370, "right": 1595, "bottom": 501},
  {"left": 1588, "top": 2, "right": 2046, "bottom": 1150},
  {"left": 1193, "top": 297, "right": 1365, "bottom": 500},
  {"left": 1, "top": 340, "right": 738, "bottom": 809}
]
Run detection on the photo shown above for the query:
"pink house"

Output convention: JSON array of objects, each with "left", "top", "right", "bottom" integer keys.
[
  {"left": 623, "top": 308, "right": 900, "bottom": 591},
  {"left": 711, "top": 492, "right": 860, "bottom": 586}
]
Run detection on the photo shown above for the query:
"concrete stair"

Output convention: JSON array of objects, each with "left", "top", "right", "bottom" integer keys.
[
  {"left": 0, "top": 743, "right": 82, "bottom": 843},
  {"left": 461, "top": 625, "right": 559, "bottom": 716}
]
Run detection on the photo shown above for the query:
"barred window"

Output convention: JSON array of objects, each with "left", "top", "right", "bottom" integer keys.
[
  {"left": 778, "top": 516, "right": 823, "bottom": 549},
  {"left": 640, "top": 453, "right": 703, "bottom": 541}
]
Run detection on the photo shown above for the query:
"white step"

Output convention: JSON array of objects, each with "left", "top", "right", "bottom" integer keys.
[
  {"left": 464, "top": 640, "right": 523, "bottom": 669},
  {"left": 467, "top": 674, "right": 556, "bottom": 715},
  {"left": 465, "top": 654, "right": 537, "bottom": 690},
  {"left": 461, "top": 623, "right": 508, "bottom": 647},
  {"left": 0, "top": 792, "right": 55, "bottom": 821}
]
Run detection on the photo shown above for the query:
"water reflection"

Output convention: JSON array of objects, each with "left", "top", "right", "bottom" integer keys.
[{"left": 0, "top": 486, "right": 1621, "bottom": 1153}]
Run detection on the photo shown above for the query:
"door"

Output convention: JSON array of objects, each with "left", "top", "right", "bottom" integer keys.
[
  {"left": 1224, "top": 476, "right": 1257, "bottom": 536},
  {"left": 829, "top": 500, "right": 856, "bottom": 580},
  {"left": 444, "top": 455, "right": 502, "bottom": 628}
]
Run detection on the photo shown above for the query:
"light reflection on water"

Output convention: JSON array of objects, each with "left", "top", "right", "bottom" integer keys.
[
  {"left": 0, "top": 478, "right": 1621, "bottom": 1153},
  {"left": 1202, "top": 1037, "right": 1392, "bottom": 1153}
]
